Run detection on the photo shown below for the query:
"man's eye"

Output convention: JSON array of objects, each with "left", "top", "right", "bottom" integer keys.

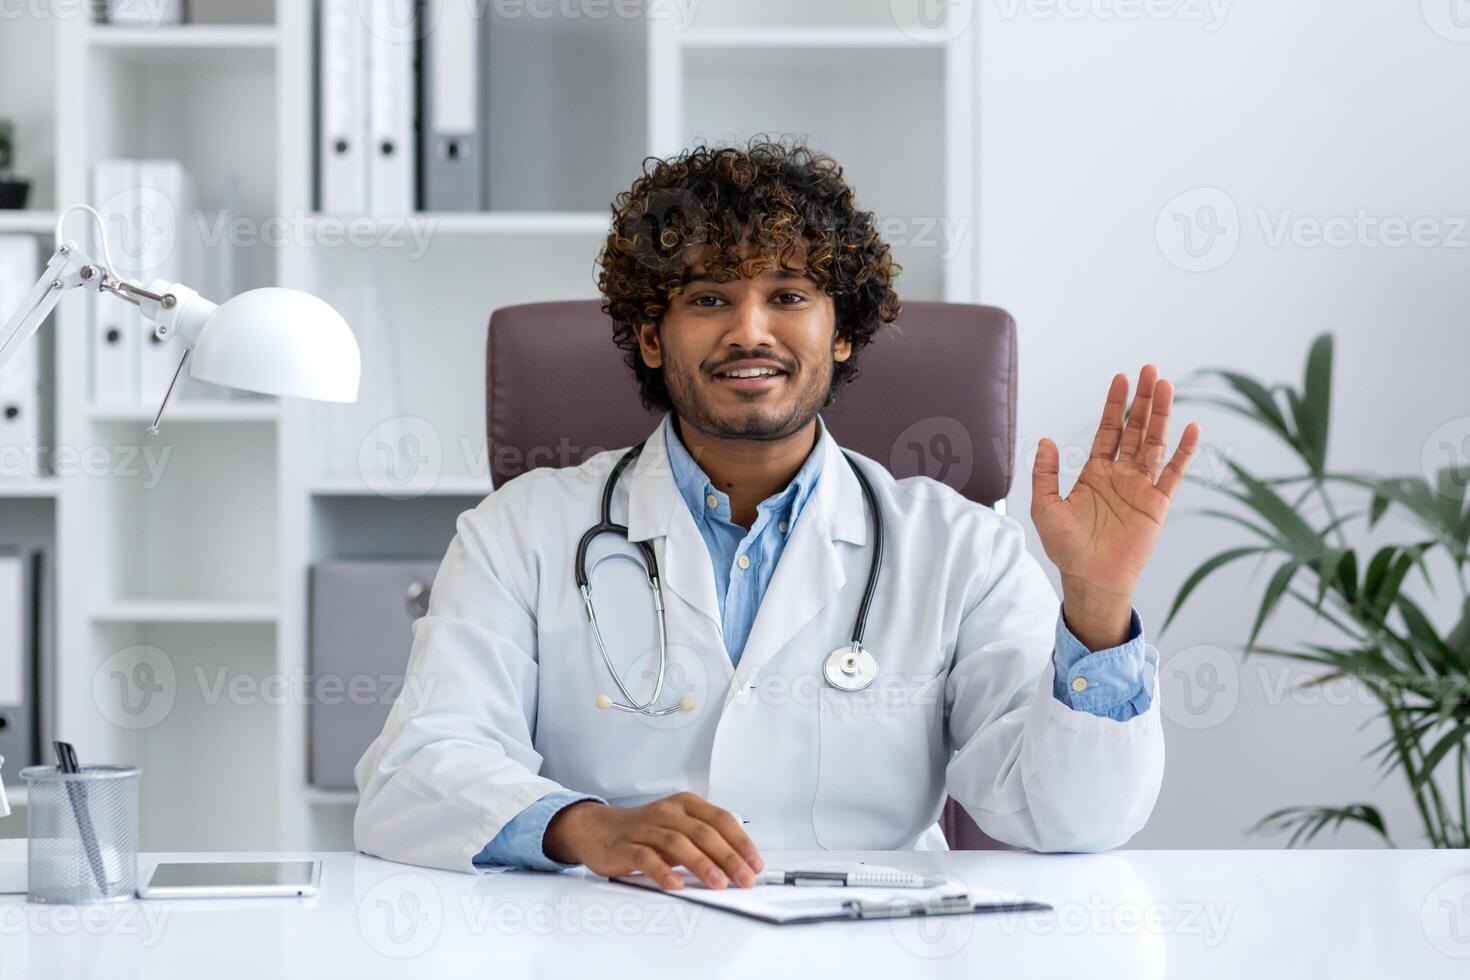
[
  {"left": 691, "top": 294, "right": 725, "bottom": 307},
  {"left": 776, "top": 292, "right": 807, "bottom": 304}
]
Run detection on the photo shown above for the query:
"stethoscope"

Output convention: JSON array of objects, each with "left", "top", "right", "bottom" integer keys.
[{"left": 576, "top": 440, "right": 885, "bottom": 716}]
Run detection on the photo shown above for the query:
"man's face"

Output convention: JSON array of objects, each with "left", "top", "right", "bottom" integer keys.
[{"left": 635, "top": 263, "right": 850, "bottom": 442}]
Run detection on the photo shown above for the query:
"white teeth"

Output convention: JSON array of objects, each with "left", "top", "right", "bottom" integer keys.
[{"left": 720, "top": 367, "right": 779, "bottom": 379}]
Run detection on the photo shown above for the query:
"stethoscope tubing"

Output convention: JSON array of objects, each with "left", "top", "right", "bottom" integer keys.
[{"left": 577, "top": 437, "right": 884, "bottom": 714}]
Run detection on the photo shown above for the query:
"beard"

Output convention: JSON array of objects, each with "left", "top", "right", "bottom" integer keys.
[{"left": 661, "top": 347, "right": 833, "bottom": 443}]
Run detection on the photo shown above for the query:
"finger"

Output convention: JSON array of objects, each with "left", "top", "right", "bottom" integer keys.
[
  {"left": 640, "top": 827, "right": 729, "bottom": 889},
  {"left": 1088, "top": 373, "right": 1129, "bottom": 460},
  {"left": 1117, "top": 364, "right": 1158, "bottom": 463},
  {"left": 1138, "top": 378, "right": 1175, "bottom": 479},
  {"left": 678, "top": 815, "right": 758, "bottom": 888},
  {"left": 1030, "top": 438, "right": 1062, "bottom": 511},
  {"left": 623, "top": 843, "right": 682, "bottom": 890},
  {"left": 682, "top": 798, "right": 763, "bottom": 877},
  {"left": 1155, "top": 422, "right": 1202, "bottom": 499}
]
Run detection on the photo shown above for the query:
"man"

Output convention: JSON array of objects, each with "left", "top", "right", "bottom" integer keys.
[{"left": 355, "top": 141, "right": 1199, "bottom": 890}]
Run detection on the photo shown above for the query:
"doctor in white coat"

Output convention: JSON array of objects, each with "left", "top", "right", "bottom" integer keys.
[{"left": 354, "top": 142, "right": 1200, "bottom": 890}]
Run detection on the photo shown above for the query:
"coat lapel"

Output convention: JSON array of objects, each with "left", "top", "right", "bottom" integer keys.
[
  {"left": 723, "top": 426, "right": 869, "bottom": 707},
  {"left": 622, "top": 415, "right": 873, "bottom": 708},
  {"left": 624, "top": 419, "right": 724, "bottom": 631}
]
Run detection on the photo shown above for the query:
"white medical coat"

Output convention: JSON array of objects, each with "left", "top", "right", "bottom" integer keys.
[{"left": 354, "top": 419, "right": 1164, "bottom": 872}]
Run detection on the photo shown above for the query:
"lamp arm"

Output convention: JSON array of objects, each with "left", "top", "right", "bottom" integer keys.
[
  {"left": 0, "top": 234, "right": 222, "bottom": 433},
  {"left": 0, "top": 243, "right": 98, "bottom": 372},
  {"left": 0, "top": 237, "right": 198, "bottom": 376}
]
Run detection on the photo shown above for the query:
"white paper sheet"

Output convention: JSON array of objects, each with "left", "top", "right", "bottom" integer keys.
[{"left": 611, "top": 865, "right": 1047, "bottom": 924}]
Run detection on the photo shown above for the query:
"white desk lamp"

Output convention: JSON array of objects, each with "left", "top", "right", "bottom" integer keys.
[
  {"left": 0, "top": 204, "right": 361, "bottom": 433},
  {"left": 0, "top": 206, "right": 361, "bottom": 818}
]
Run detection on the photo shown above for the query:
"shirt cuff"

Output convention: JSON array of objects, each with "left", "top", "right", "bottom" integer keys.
[
  {"left": 473, "top": 790, "right": 606, "bottom": 872},
  {"left": 1051, "top": 607, "right": 1154, "bottom": 720}
]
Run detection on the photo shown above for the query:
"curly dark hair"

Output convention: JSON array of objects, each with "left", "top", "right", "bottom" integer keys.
[{"left": 597, "top": 138, "right": 902, "bottom": 412}]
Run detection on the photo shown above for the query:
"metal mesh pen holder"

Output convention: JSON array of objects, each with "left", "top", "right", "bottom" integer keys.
[{"left": 22, "top": 764, "right": 141, "bottom": 904}]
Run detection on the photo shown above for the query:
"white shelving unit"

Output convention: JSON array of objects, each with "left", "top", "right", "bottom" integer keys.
[{"left": 0, "top": 0, "right": 978, "bottom": 850}]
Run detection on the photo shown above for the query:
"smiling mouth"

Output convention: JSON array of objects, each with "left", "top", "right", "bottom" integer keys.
[
  {"left": 711, "top": 366, "right": 788, "bottom": 394},
  {"left": 715, "top": 366, "right": 786, "bottom": 380}
]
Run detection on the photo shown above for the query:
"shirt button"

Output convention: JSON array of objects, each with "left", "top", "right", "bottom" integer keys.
[
  {"left": 737, "top": 554, "right": 751, "bottom": 571},
  {"left": 778, "top": 521, "right": 788, "bottom": 533},
  {"left": 1071, "top": 677, "right": 1088, "bottom": 693},
  {"left": 705, "top": 493, "right": 718, "bottom": 508}
]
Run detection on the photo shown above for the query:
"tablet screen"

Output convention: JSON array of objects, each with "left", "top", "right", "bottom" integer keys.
[{"left": 149, "top": 861, "right": 317, "bottom": 889}]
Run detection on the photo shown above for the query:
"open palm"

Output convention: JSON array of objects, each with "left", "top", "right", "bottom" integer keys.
[{"left": 1031, "top": 365, "right": 1201, "bottom": 599}]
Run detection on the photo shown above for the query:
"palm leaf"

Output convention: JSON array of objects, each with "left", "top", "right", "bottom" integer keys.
[
  {"left": 1247, "top": 560, "right": 1300, "bottom": 652},
  {"left": 1222, "top": 463, "right": 1326, "bottom": 559},
  {"left": 1251, "top": 803, "right": 1393, "bottom": 848},
  {"left": 1163, "top": 546, "right": 1271, "bottom": 633},
  {"left": 1411, "top": 722, "right": 1470, "bottom": 791},
  {"left": 1299, "top": 333, "right": 1333, "bottom": 475},
  {"left": 1184, "top": 369, "right": 1295, "bottom": 448}
]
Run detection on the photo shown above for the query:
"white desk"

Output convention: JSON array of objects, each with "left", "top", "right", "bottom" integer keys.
[{"left": 1, "top": 848, "right": 1467, "bottom": 978}]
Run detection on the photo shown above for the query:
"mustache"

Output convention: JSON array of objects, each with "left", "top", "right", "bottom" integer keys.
[{"left": 705, "top": 353, "right": 798, "bottom": 374}]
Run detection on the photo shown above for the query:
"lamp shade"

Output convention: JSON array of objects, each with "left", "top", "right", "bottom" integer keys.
[{"left": 187, "top": 287, "right": 361, "bottom": 402}]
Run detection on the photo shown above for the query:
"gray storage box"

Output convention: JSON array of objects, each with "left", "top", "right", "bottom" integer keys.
[{"left": 309, "top": 559, "right": 440, "bottom": 790}]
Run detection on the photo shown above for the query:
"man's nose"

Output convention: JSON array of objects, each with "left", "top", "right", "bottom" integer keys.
[{"left": 721, "top": 297, "right": 778, "bottom": 349}]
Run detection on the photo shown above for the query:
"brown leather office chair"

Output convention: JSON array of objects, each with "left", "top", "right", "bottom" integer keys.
[{"left": 485, "top": 299, "right": 1018, "bottom": 850}]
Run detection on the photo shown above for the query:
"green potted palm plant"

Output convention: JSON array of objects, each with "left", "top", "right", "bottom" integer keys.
[
  {"left": 0, "top": 119, "right": 32, "bottom": 210},
  {"left": 1166, "top": 334, "right": 1470, "bottom": 847}
]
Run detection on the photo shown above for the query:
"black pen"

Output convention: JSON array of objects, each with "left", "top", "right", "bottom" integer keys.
[
  {"left": 54, "top": 741, "right": 109, "bottom": 895},
  {"left": 755, "top": 869, "right": 941, "bottom": 888}
]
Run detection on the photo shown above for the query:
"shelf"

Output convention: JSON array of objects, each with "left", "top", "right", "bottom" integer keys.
[
  {"left": 675, "top": 26, "right": 955, "bottom": 49},
  {"left": 88, "top": 599, "right": 279, "bottom": 624},
  {"left": 88, "top": 401, "right": 279, "bottom": 423},
  {"left": 305, "top": 787, "right": 358, "bottom": 805},
  {"left": 302, "top": 211, "right": 609, "bottom": 237},
  {"left": 86, "top": 24, "right": 279, "bottom": 50},
  {"left": 86, "top": 24, "right": 277, "bottom": 70},
  {"left": 310, "top": 476, "right": 491, "bottom": 498},
  {"left": 0, "top": 210, "right": 56, "bottom": 235},
  {"left": 0, "top": 478, "right": 60, "bottom": 499}
]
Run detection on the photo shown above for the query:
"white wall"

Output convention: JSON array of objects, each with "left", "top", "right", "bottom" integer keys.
[{"left": 976, "top": 0, "right": 1470, "bottom": 847}]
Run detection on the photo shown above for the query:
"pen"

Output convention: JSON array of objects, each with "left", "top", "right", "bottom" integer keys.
[
  {"left": 54, "top": 740, "right": 109, "bottom": 895},
  {"left": 757, "top": 869, "right": 941, "bottom": 889}
]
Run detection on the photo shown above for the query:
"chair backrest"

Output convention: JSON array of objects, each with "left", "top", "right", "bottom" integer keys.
[{"left": 486, "top": 299, "right": 1018, "bottom": 849}]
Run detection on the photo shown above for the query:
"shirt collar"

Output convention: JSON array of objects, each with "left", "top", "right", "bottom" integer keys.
[{"left": 661, "top": 412, "right": 827, "bottom": 527}]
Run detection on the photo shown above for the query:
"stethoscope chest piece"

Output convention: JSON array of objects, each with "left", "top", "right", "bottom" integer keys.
[{"left": 824, "top": 645, "right": 878, "bottom": 692}]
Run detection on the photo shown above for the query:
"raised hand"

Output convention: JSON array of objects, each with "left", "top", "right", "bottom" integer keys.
[{"left": 1030, "top": 365, "right": 1201, "bottom": 650}]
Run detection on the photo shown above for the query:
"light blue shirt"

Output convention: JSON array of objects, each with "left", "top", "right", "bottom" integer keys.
[{"left": 476, "top": 414, "right": 1152, "bottom": 870}]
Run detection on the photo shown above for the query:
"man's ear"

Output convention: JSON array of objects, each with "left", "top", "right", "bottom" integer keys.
[
  {"left": 635, "top": 322, "right": 662, "bottom": 368},
  {"left": 833, "top": 330, "right": 852, "bottom": 363}
]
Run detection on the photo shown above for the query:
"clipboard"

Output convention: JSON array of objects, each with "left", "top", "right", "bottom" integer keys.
[{"left": 609, "top": 869, "right": 1052, "bottom": 925}]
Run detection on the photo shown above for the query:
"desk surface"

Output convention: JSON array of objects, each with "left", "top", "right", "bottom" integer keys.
[{"left": 1, "top": 848, "right": 1468, "bottom": 979}]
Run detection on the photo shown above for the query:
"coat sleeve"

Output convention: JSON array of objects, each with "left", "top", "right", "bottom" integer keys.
[
  {"left": 943, "top": 513, "right": 1165, "bottom": 852},
  {"left": 353, "top": 499, "right": 572, "bottom": 872}
]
